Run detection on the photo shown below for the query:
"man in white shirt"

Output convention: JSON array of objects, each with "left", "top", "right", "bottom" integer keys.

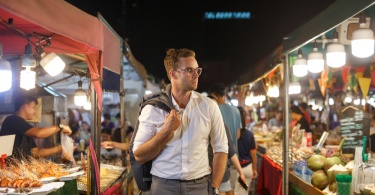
[{"left": 133, "top": 48, "right": 228, "bottom": 195}]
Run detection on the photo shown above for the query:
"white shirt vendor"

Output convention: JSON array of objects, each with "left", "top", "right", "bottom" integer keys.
[{"left": 133, "top": 91, "right": 228, "bottom": 180}]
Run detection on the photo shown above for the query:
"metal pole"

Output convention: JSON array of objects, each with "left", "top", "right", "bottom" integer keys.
[
  {"left": 119, "top": 58, "right": 127, "bottom": 167},
  {"left": 282, "top": 54, "right": 290, "bottom": 195},
  {"left": 90, "top": 81, "right": 101, "bottom": 195}
]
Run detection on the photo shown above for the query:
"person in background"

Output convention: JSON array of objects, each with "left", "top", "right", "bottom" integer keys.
[
  {"left": 235, "top": 106, "right": 258, "bottom": 195},
  {"left": 133, "top": 48, "right": 228, "bottom": 195},
  {"left": 0, "top": 95, "right": 72, "bottom": 158},
  {"left": 268, "top": 110, "right": 283, "bottom": 129},
  {"left": 209, "top": 83, "right": 242, "bottom": 194},
  {"left": 101, "top": 113, "right": 115, "bottom": 131},
  {"left": 291, "top": 105, "right": 311, "bottom": 133},
  {"left": 207, "top": 95, "right": 247, "bottom": 195},
  {"left": 100, "top": 128, "right": 122, "bottom": 165},
  {"left": 79, "top": 121, "right": 90, "bottom": 145},
  {"left": 299, "top": 102, "right": 311, "bottom": 126}
]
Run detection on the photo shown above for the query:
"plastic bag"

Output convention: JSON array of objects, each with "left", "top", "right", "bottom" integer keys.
[{"left": 61, "top": 132, "right": 74, "bottom": 162}]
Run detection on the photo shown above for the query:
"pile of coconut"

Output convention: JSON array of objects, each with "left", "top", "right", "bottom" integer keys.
[
  {"left": 305, "top": 137, "right": 354, "bottom": 194},
  {"left": 307, "top": 154, "right": 353, "bottom": 195}
]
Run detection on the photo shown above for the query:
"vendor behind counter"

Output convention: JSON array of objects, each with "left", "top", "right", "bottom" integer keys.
[{"left": 0, "top": 95, "right": 72, "bottom": 159}]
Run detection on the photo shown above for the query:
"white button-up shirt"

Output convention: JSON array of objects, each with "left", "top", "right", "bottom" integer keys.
[{"left": 133, "top": 91, "right": 228, "bottom": 180}]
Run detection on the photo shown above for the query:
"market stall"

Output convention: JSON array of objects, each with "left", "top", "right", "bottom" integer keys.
[
  {"left": 0, "top": 0, "right": 124, "bottom": 194},
  {"left": 232, "top": 0, "right": 375, "bottom": 194}
]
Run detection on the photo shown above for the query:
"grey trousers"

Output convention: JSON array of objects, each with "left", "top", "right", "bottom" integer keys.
[{"left": 149, "top": 175, "right": 210, "bottom": 195}]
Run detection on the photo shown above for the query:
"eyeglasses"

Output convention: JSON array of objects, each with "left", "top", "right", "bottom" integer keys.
[{"left": 174, "top": 67, "right": 203, "bottom": 76}]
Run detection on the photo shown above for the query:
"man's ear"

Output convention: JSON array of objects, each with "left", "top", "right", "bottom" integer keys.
[{"left": 170, "top": 70, "right": 176, "bottom": 79}]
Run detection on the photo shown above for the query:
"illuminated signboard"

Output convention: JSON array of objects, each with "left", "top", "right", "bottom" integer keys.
[{"left": 204, "top": 12, "right": 251, "bottom": 20}]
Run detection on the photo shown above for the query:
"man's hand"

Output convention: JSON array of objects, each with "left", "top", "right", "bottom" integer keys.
[
  {"left": 101, "top": 141, "right": 114, "bottom": 149},
  {"left": 252, "top": 169, "right": 258, "bottom": 179},
  {"left": 164, "top": 109, "right": 180, "bottom": 133},
  {"left": 239, "top": 173, "right": 247, "bottom": 188},
  {"left": 61, "top": 125, "right": 72, "bottom": 135}
]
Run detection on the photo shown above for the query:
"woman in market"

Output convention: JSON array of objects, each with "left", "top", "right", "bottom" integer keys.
[
  {"left": 235, "top": 106, "right": 258, "bottom": 195},
  {"left": 0, "top": 95, "right": 72, "bottom": 159},
  {"left": 291, "top": 105, "right": 311, "bottom": 133}
]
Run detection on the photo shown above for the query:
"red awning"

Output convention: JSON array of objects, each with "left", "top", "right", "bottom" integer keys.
[{"left": 0, "top": 0, "right": 121, "bottom": 111}]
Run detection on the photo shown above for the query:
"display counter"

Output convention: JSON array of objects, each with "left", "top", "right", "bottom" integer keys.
[
  {"left": 77, "top": 164, "right": 126, "bottom": 195},
  {"left": 256, "top": 155, "right": 324, "bottom": 195}
]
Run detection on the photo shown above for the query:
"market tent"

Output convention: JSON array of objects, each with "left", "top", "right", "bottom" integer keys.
[
  {"left": 0, "top": 0, "right": 122, "bottom": 111},
  {"left": 282, "top": 0, "right": 375, "bottom": 54}
]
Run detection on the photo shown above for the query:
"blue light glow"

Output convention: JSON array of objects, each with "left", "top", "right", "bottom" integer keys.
[{"left": 204, "top": 12, "right": 251, "bottom": 20}]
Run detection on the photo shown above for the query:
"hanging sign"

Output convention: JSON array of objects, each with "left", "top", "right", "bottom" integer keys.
[{"left": 339, "top": 106, "right": 370, "bottom": 154}]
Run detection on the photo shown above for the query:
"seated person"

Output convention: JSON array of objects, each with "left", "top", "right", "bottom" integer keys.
[{"left": 100, "top": 128, "right": 122, "bottom": 165}]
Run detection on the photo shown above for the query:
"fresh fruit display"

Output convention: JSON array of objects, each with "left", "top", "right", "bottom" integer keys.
[{"left": 306, "top": 137, "right": 350, "bottom": 194}]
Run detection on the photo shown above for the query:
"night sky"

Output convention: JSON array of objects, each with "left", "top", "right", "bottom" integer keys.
[{"left": 66, "top": 0, "right": 336, "bottom": 92}]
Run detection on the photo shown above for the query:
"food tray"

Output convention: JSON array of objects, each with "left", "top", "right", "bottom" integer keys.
[
  {"left": 77, "top": 164, "right": 126, "bottom": 193},
  {"left": 0, "top": 182, "right": 64, "bottom": 195}
]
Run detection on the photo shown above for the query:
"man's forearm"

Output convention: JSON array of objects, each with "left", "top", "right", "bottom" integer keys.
[
  {"left": 26, "top": 126, "right": 59, "bottom": 138},
  {"left": 211, "top": 152, "right": 228, "bottom": 188},
  {"left": 113, "top": 142, "right": 129, "bottom": 151},
  {"left": 31, "top": 145, "right": 62, "bottom": 158},
  {"left": 133, "top": 128, "right": 173, "bottom": 164}
]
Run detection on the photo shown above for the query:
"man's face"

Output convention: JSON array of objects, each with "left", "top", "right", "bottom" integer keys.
[
  {"left": 24, "top": 102, "right": 37, "bottom": 120},
  {"left": 172, "top": 57, "right": 200, "bottom": 91}
]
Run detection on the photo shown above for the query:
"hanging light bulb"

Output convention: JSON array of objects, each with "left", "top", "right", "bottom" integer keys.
[
  {"left": 21, "top": 44, "right": 36, "bottom": 67},
  {"left": 74, "top": 80, "right": 87, "bottom": 106},
  {"left": 289, "top": 82, "right": 301, "bottom": 94},
  {"left": 0, "top": 43, "right": 12, "bottom": 92},
  {"left": 20, "top": 67, "right": 36, "bottom": 90},
  {"left": 327, "top": 30, "right": 346, "bottom": 68},
  {"left": 307, "top": 40, "right": 324, "bottom": 73},
  {"left": 292, "top": 49, "right": 308, "bottom": 77},
  {"left": 40, "top": 52, "right": 65, "bottom": 76},
  {"left": 83, "top": 96, "right": 91, "bottom": 110},
  {"left": 20, "top": 43, "right": 37, "bottom": 91},
  {"left": 352, "top": 13, "right": 374, "bottom": 58},
  {"left": 267, "top": 85, "right": 279, "bottom": 97}
]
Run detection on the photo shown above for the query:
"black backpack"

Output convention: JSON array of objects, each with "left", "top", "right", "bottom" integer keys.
[{"left": 129, "top": 86, "right": 174, "bottom": 192}]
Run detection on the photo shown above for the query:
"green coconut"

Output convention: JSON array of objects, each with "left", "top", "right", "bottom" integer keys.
[
  {"left": 311, "top": 170, "right": 329, "bottom": 190},
  {"left": 307, "top": 154, "right": 326, "bottom": 171},
  {"left": 323, "top": 156, "right": 342, "bottom": 173},
  {"left": 329, "top": 182, "right": 337, "bottom": 193}
]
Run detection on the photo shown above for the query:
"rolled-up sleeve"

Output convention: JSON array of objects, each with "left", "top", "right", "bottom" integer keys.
[
  {"left": 209, "top": 103, "right": 228, "bottom": 153},
  {"left": 133, "top": 105, "right": 166, "bottom": 152}
]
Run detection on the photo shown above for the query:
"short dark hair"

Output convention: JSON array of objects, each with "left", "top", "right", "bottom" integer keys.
[
  {"left": 208, "top": 83, "right": 226, "bottom": 97},
  {"left": 115, "top": 113, "right": 121, "bottom": 118},
  {"left": 164, "top": 48, "right": 195, "bottom": 81},
  {"left": 291, "top": 105, "right": 304, "bottom": 115},
  {"left": 103, "top": 113, "right": 111, "bottom": 120},
  {"left": 101, "top": 127, "right": 112, "bottom": 135},
  {"left": 14, "top": 95, "right": 38, "bottom": 112},
  {"left": 299, "top": 102, "right": 308, "bottom": 110}
]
